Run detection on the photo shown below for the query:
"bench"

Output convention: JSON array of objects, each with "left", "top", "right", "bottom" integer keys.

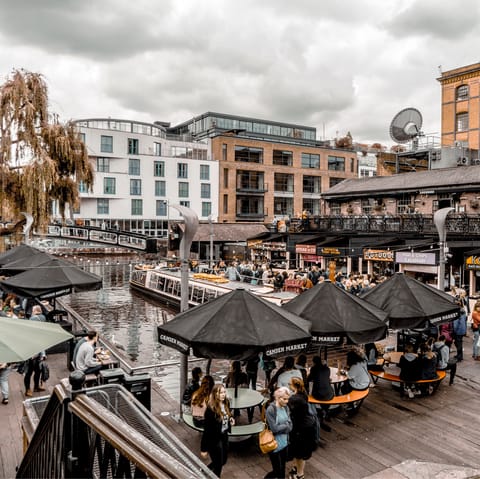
[
  {"left": 182, "top": 414, "right": 265, "bottom": 438},
  {"left": 308, "top": 389, "right": 369, "bottom": 416},
  {"left": 368, "top": 369, "right": 446, "bottom": 396}
]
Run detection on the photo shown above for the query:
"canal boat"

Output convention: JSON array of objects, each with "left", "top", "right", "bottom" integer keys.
[{"left": 129, "top": 267, "right": 297, "bottom": 308}]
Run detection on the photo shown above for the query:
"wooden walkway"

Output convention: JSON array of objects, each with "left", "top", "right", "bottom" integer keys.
[{"left": 2, "top": 337, "right": 480, "bottom": 478}]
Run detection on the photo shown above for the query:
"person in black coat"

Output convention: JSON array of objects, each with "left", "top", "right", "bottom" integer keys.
[
  {"left": 306, "top": 356, "right": 334, "bottom": 401},
  {"left": 200, "top": 384, "right": 234, "bottom": 477}
]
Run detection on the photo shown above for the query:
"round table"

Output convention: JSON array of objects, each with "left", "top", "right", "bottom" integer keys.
[{"left": 226, "top": 388, "right": 265, "bottom": 409}]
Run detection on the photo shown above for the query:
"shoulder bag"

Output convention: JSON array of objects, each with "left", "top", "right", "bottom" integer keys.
[{"left": 258, "top": 423, "right": 277, "bottom": 454}]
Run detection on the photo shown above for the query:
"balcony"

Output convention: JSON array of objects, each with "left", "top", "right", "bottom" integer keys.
[{"left": 236, "top": 183, "right": 268, "bottom": 194}]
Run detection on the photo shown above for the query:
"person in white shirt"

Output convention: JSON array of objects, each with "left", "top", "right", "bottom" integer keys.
[{"left": 75, "top": 331, "right": 102, "bottom": 375}]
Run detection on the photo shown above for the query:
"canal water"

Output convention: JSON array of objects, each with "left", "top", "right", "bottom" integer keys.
[{"left": 61, "top": 256, "right": 180, "bottom": 367}]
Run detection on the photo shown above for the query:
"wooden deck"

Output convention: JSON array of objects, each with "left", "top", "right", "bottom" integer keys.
[{"left": 2, "top": 337, "right": 480, "bottom": 478}]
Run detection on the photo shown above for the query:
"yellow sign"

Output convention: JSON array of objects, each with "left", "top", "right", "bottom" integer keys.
[
  {"left": 466, "top": 255, "right": 480, "bottom": 270},
  {"left": 321, "top": 247, "right": 341, "bottom": 256},
  {"left": 363, "top": 249, "right": 394, "bottom": 262}
]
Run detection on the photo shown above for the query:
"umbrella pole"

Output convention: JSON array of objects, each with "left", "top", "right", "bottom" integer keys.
[{"left": 206, "top": 358, "right": 212, "bottom": 375}]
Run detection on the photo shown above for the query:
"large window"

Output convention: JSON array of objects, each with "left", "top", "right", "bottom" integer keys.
[
  {"left": 178, "top": 182, "right": 189, "bottom": 197},
  {"left": 97, "top": 198, "right": 109, "bottom": 214},
  {"left": 223, "top": 194, "right": 228, "bottom": 214},
  {"left": 328, "top": 155, "right": 345, "bottom": 171},
  {"left": 202, "top": 202, "right": 212, "bottom": 217},
  {"left": 303, "top": 199, "right": 319, "bottom": 215},
  {"left": 100, "top": 135, "right": 113, "bottom": 153},
  {"left": 154, "top": 142, "right": 162, "bottom": 156},
  {"left": 301, "top": 153, "right": 320, "bottom": 169},
  {"left": 234, "top": 146, "right": 263, "bottom": 163},
  {"left": 78, "top": 180, "right": 88, "bottom": 193},
  {"left": 129, "top": 158, "right": 140, "bottom": 175},
  {"left": 274, "top": 173, "right": 294, "bottom": 193},
  {"left": 200, "top": 164, "right": 210, "bottom": 180},
  {"left": 222, "top": 144, "right": 227, "bottom": 161},
  {"left": 273, "top": 150, "right": 293, "bottom": 166},
  {"left": 329, "top": 202, "right": 341, "bottom": 215},
  {"left": 303, "top": 175, "right": 320, "bottom": 194},
  {"left": 177, "top": 163, "right": 188, "bottom": 178},
  {"left": 156, "top": 200, "right": 167, "bottom": 216},
  {"left": 154, "top": 161, "right": 165, "bottom": 177},
  {"left": 155, "top": 180, "right": 166, "bottom": 196},
  {"left": 180, "top": 200, "right": 190, "bottom": 208},
  {"left": 237, "top": 171, "right": 264, "bottom": 191},
  {"left": 128, "top": 138, "right": 139, "bottom": 155},
  {"left": 103, "top": 177, "right": 116, "bottom": 194},
  {"left": 201, "top": 183, "right": 211, "bottom": 199},
  {"left": 97, "top": 157, "right": 110, "bottom": 172},
  {"left": 131, "top": 199, "right": 143, "bottom": 215},
  {"left": 223, "top": 168, "right": 229, "bottom": 188},
  {"left": 274, "top": 197, "right": 293, "bottom": 216},
  {"left": 456, "top": 112, "right": 469, "bottom": 132},
  {"left": 130, "top": 179, "right": 142, "bottom": 195},
  {"left": 456, "top": 85, "right": 469, "bottom": 101}
]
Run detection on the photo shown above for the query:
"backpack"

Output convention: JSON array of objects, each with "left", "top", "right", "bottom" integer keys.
[{"left": 307, "top": 402, "right": 321, "bottom": 446}]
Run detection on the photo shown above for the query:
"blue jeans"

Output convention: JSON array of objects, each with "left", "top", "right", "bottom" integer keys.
[{"left": 473, "top": 330, "right": 480, "bottom": 357}]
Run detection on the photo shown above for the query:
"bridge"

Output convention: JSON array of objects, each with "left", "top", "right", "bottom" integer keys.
[{"left": 46, "top": 224, "right": 158, "bottom": 253}]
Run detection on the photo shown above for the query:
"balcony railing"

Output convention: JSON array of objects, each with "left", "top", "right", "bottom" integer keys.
[{"left": 236, "top": 182, "right": 268, "bottom": 193}]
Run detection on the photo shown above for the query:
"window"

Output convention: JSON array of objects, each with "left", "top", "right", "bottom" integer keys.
[
  {"left": 397, "top": 197, "right": 412, "bottom": 214},
  {"left": 128, "top": 138, "right": 139, "bottom": 155},
  {"left": 178, "top": 182, "right": 189, "bottom": 197},
  {"left": 301, "top": 153, "right": 320, "bottom": 168},
  {"left": 202, "top": 202, "right": 212, "bottom": 217},
  {"left": 303, "top": 176, "right": 320, "bottom": 194},
  {"left": 328, "top": 155, "right": 345, "bottom": 171},
  {"left": 129, "top": 158, "right": 140, "bottom": 175},
  {"left": 201, "top": 183, "right": 211, "bottom": 198},
  {"left": 97, "top": 157, "right": 110, "bottom": 172},
  {"left": 180, "top": 200, "right": 190, "bottom": 207},
  {"left": 234, "top": 146, "right": 263, "bottom": 163},
  {"left": 156, "top": 200, "right": 168, "bottom": 216},
  {"left": 200, "top": 164, "right": 210, "bottom": 180},
  {"left": 303, "top": 199, "right": 319, "bottom": 215},
  {"left": 100, "top": 135, "right": 113, "bottom": 153},
  {"left": 155, "top": 180, "right": 166, "bottom": 197},
  {"left": 222, "top": 144, "right": 227, "bottom": 161},
  {"left": 361, "top": 199, "right": 373, "bottom": 215},
  {"left": 237, "top": 171, "right": 264, "bottom": 191},
  {"left": 154, "top": 142, "right": 162, "bottom": 156},
  {"left": 177, "top": 163, "right": 188, "bottom": 178},
  {"left": 273, "top": 150, "right": 293, "bottom": 166},
  {"left": 79, "top": 133, "right": 86, "bottom": 143},
  {"left": 130, "top": 179, "right": 142, "bottom": 195},
  {"left": 329, "top": 202, "right": 341, "bottom": 215},
  {"left": 223, "top": 168, "right": 229, "bottom": 188},
  {"left": 131, "top": 199, "right": 143, "bottom": 215},
  {"left": 329, "top": 177, "right": 344, "bottom": 187},
  {"left": 274, "top": 197, "right": 293, "bottom": 216},
  {"left": 78, "top": 180, "right": 88, "bottom": 193},
  {"left": 154, "top": 161, "right": 165, "bottom": 177},
  {"left": 97, "top": 198, "right": 109, "bottom": 214},
  {"left": 103, "top": 177, "right": 116, "bottom": 194},
  {"left": 456, "top": 112, "right": 468, "bottom": 132},
  {"left": 350, "top": 157, "right": 355, "bottom": 173},
  {"left": 274, "top": 173, "right": 294, "bottom": 193},
  {"left": 456, "top": 85, "right": 469, "bottom": 101},
  {"left": 223, "top": 194, "right": 228, "bottom": 214}
]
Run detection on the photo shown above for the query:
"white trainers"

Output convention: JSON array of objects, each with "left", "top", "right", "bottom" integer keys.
[{"left": 406, "top": 388, "right": 414, "bottom": 399}]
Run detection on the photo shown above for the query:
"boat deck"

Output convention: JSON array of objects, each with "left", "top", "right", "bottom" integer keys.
[{"left": 2, "top": 335, "right": 480, "bottom": 478}]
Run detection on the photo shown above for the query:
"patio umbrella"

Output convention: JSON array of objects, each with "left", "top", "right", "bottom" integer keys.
[
  {"left": 0, "top": 244, "right": 45, "bottom": 267},
  {"left": 283, "top": 280, "right": 388, "bottom": 346},
  {"left": 0, "top": 316, "right": 73, "bottom": 362},
  {"left": 158, "top": 288, "right": 312, "bottom": 361},
  {"left": 0, "top": 257, "right": 102, "bottom": 300},
  {"left": 0, "top": 250, "right": 54, "bottom": 275},
  {"left": 360, "top": 272, "right": 460, "bottom": 330}
]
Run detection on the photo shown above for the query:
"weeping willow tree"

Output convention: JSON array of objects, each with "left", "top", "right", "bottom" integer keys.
[{"left": 0, "top": 69, "right": 94, "bottom": 231}]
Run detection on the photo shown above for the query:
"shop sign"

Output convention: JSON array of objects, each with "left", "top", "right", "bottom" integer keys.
[
  {"left": 466, "top": 255, "right": 480, "bottom": 270},
  {"left": 395, "top": 251, "right": 436, "bottom": 265},
  {"left": 320, "top": 247, "right": 342, "bottom": 256},
  {"left": 363, "top": 248, "right": 394, "bottom": 262},
  {"left": 296, "top": 244, "right": 316, "bottom": 254},
  {"left": 247, "top": 239, "right": 263, "bottom": 247},
  {"left": 303, "top": 254, "right": 321, "bottom": 262}
]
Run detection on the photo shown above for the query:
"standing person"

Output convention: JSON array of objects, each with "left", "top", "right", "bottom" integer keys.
[
  {"left": 453, "top": 304, "right": 467, "bottom": 361},
  {"left": 471, "top": 302, "right": 480, "bottom": 360},
  {"left": 260, "top": 353, "right": 276, "bottom": 388},
  {"left": 23, "top": 352, "right": 45, "bottom": 396},
  {"left": 200, "top": 384, "right": 234, "bottom": 477},
  {"left": 191, "top": 375, "right": 215, "bottom": 427},
  {"left": 74, "top": 331, "right": 102, "bottom": 375},
  {"left": 287, "top": 377, "right": 318, "bottom": 479},
  {"left": 182, "top": 366, "right": 203, "bottom": 410},
  {"left": 264, "top": 387, "right": 292, "bottom": 479},
  {"left": 0, "top": 362, "right": 11, "bottom": 404},
  {"left": 224, "top": 360, "right": 248, "bottom": 389},
  {"left": 243, "top": 355, "right": 260, "bottom": 390},
  {"left": 433, "top": 335, "right": 457, "bottom": 385}
]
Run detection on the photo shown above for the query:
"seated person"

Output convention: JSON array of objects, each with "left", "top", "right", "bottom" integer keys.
[
  {"left": 270, "top": 356, "right": 303, "bottom": 391},
  {"left": 182, "top": 366, "right": 203, "bottom": 409},
  {"left": 74, "top": 331, "right": 102, "bottom": 375},
  {"left": 433, "top": 334, "right": 456, "bottom": 386},
  {"left": 399, "top": 344, "right": 421, "bottom": 397},
  {"left": 365, "top": 343, "right": 384, "bottom": 371},
  {"left": 224, "top": 360, "right": 248, "bottom": 389},
  {"left": 418, "top": 343, "right": 438, "bottom": 395},
  {"left": 307, "top": 356, "right": 334, "bottom": 401},
  {"left": 191, "top": 375, "right": 215, "bottom": 427},
  {"left": 342, "top": 350, "right": 370, "bottom": 394}
]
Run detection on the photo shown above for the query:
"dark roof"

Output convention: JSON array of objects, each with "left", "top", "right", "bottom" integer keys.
[
  {"left": 323, "top": 165, "right": 480, "bottom": 199},
  {"left": 192, "top": 223, "right": 269, "bottom": 242}
]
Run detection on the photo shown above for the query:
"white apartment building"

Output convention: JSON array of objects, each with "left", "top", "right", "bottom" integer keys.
[{"left": 73, "top": 118, "right": 218, "bottom": 237}]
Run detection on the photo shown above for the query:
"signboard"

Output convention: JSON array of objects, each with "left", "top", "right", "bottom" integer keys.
[
  {"left": 296, "top": 244, "right": 316, "bottom": 254},
  {"left": 395, "top": 251, "right": 436, "bottom": 265},
  {"left": 303, "top": 254, "right": 321, "bottom": 262},
  {"left": 247, "top": 239, "right": 263, "bottom": 247},
  {"left": 312, "top": 335, "right": 342, "bottom": 345},
  {"left": 466, "top": 255, "right": 480, "bottom": 270},
  {"left": 320, "top": 247, "right": 342, "bottom": 256},
  {"left": 363, "top": 249, "right": 394, "bottom": 262}
]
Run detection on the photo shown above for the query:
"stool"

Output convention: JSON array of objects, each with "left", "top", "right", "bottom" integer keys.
[{"left": 84, "top": 373, "right": 99, "bottom": 387}]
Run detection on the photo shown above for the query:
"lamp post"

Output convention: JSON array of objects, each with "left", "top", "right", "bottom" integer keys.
[
  {"left": 163, "top": 199, "right": 169, "bottom": 240},
  {"left": 208, "top": 214, "right": 214, "bottom": 269},
  {"left": 434, "top": 207, "right": 454, "bottom": 291}
]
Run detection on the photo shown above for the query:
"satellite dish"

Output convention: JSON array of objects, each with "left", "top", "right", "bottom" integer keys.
[{"left": 389, "top": 107, "right": 423, "bottom": 144}]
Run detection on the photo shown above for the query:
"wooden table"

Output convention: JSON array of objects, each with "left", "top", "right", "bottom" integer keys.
[
  {"left": 98, "top": 355, "right": 120, "bottom": 369},
  {"left": 330, "top": 366, "right": 348, "bottom": 395},
  {"left": 383, "top": 351, "right": 403, "bottom": 365}
]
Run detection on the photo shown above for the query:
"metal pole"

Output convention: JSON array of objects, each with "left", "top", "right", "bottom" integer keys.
[
  {"left": 208, "top": 215, "right": 213, "bottom": 269},
  {"left": 434, "top": 207, "right": 454, "bottom": 291}
]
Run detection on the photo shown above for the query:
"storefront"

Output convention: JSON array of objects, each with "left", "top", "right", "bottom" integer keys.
[
  {"left": 395, "top": 251, "right": 438, "bottom": 285},
  {"left": 295, "top": 244, "right": 322, "bottom": 269},
  {"left": 363, "top": 248, "right": 395, "bottom": 277}
]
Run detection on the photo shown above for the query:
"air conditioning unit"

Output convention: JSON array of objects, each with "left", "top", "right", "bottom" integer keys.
[
  {"left": 457, "top": 157, "right": 470, "bottom": 166},
  {"left": 472, "top": 158, "right": 480, "bottom": 166}
]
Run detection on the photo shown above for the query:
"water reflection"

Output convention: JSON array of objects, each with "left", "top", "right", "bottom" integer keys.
[{"left": 62, "top": 256, "right": 177, "bottom": 366}]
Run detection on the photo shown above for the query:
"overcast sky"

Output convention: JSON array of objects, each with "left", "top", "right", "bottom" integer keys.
[{"left": 1, "top": 0, "right": 479, "bottom": 147}]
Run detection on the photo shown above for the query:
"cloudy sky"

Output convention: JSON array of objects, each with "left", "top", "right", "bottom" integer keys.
[{"left": 1, "top": 0, "right": 479, "bottom": 146}]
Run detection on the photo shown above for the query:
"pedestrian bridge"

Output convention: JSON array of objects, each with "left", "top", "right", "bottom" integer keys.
[{"left": 46, "top": 224, "right": 158, "bottom": 253}]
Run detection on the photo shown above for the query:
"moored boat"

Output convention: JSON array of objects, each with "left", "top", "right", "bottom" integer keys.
[{"left": 129, "top": 267, "right": 297, "bottom": 308}]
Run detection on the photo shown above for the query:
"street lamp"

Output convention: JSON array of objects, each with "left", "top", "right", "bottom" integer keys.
[
  {"left": 208, "top": 214, "right": 214, "bottom": 269},
  {"left": 434, "top": 207, "right": 454, "bottom": 291}
]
